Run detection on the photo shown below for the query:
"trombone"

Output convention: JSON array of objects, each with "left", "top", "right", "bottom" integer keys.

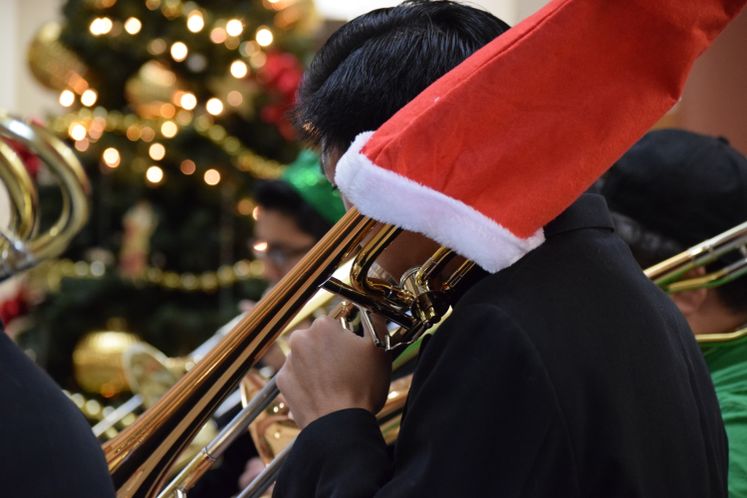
[
  {"left": 104, "top": 212, "right": 476, "bottom": 497},
  {"left": 0, "top": 112, "right": 90, "bottom": 280},
  {"left": 93, "top": 261, "right": 354, "bottom": 440},
  {"left": 644, "top": 220, "right": 747, "bottom": 344}
]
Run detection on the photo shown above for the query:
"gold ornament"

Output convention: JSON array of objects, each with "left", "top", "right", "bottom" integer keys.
[
  {"left": 73, "top": 328, "right": 141, "bottom": 398},
  {"left": 125, "top": 61, "right": 186, "bottom": 119},
  {"left": 207, "top": 75, "right": 258, "bottom": 119},
  {"left": 27, "top": 21, "right": 90, "bottom": 92},
  {"left": 265, "top": 0, "right": 321, "bottom": 36}
]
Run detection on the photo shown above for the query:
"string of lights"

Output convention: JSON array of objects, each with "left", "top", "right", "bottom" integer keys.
[
  {"left": 49, "top": 109, "right": 285, "bottom": 183},
  {"left": 29, "top": 257, "right": 265, "bottom": 294}
]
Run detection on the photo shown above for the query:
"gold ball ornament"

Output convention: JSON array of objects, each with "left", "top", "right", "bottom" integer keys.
[
  {"left": 125, "top": 60, "right": 186, "bottom": 119},
  {"left": 268, "top": 0, "right": 322, "bottom": 37},
  {"left": 73, "top": 329, "right": 141, "bottom": 398},
  {"left": 27, "top": 21, "right": 90, "bottom": 92}
]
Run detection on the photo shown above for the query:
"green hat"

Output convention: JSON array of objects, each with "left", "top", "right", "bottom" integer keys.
[{"left": 281, "top": 149, "right": 346, "bottom": 224}]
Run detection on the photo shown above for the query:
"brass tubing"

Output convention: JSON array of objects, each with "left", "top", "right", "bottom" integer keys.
[
  {"left": 104, "top": 210, "right": 375, "bottom": 497},
  {"left": 93, "top": 396, "right": 144, "bottom": 438},
  {"left": 156, "top": 379, "right": 280, "bottom": 497},
  {"left": 0, "top": 140, "right": 37, "bottom": 242},
  {"left": 0, "top": 114, "right": 90, "bottom": 279},
  {"left": 236, "top": 445, "right": 292, "bottom": 498},
  {"left": 645, "top": 220, "right": 747, "bottom": 285}
]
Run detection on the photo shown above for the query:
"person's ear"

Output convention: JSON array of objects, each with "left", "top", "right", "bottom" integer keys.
[{"left": 668, "top": 267, "right": 708, "bottom": 317}]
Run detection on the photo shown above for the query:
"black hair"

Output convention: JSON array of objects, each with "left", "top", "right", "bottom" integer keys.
[
  {"left": 294, "top": 0, "right": 510, "bottom": 152},
  {"left": 254, "top": 180, "right": 333, "bottom": 240}
]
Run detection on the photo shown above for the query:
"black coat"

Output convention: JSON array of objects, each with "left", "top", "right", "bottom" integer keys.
[
  {"left": 274, "top": 194, "right": 727, "bottom": 498},
  {"left": 0, "top": 329, "right": 115, "bottom": 496}
]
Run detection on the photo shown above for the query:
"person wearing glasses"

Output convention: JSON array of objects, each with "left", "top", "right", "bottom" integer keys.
[
  {"left": 251, "top": 149, "right": 346, "bottom": 286},
  {"left": 191, "top": 149, "right": 345, "bottom": 498}
]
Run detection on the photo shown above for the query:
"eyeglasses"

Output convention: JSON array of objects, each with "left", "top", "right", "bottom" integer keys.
[{"left": 250, "top": 239, "right": 315, "bottom": 268}]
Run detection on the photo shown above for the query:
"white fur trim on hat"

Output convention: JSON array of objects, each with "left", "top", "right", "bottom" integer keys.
[{"left": 335, "top": 132, "right": 545, "bottom": 273}]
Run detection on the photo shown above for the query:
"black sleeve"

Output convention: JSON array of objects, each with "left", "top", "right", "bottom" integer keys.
[
  {"left": 274, "top": 304, "right": 578, "bottom": 498},
  {"left": 0, "top": 329, "right": 116, "bottom": 497}
]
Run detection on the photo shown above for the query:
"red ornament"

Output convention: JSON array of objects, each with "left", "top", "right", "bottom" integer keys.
[
  {"left": 0, "top": 288, "right": 29, "bottom": 325},
  {"left": 256, "top": 51, "right": 304, "bottom": 140},
  {"left": 1, "top": 138, "right": 41, "bottom": 178}
]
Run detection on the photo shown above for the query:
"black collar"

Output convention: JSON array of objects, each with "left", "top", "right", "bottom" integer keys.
[{"left": 544, "top": 193, "right": 614, "bottom": 238}]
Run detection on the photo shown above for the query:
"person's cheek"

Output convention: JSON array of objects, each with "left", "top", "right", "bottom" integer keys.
[{"left": 263, "top": 261, "right": 283, "bottom": 285}]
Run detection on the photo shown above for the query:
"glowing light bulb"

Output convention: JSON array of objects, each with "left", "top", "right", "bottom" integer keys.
[
  {"left": 80, "top": 89, "right": 98, "bottom": 107},
  {"left": 230, "top": 60, "right": 248, "bottom": 79},
  {"left": 255, "top": 27, "right": 274, "bottom": 47},
  {"left": 148, "top": 143, "right": 166, "bottom": 161},
  {"left": 226, "top": 19, "right": 244, "bottom": 37},
  {"left": 253, "top": 240, "right": 268, "bottom": 253},
  {"left": 237, "top": 198, "right": 254, "bottom": 215},
  {"left": 146, "top": 165, "right": 164, "bottom": 184},
  {"left": 59, "top": 89, "right": 75, "bottom": 107},
  {"left": 102, "top": 147, "right": 121, "bottom": 168},
  {"left": 159, "top": 103, "right": 176, "bottom": 118},
  {"left": 170, "top": 42, "right": 188, "bottom": 62},
  {"left": 68, "top": 123, "right": 87, "bottom": 141},
  {"left": 203, "top": 168, "right": 221, "bottom": 186},
  {"left": 148, "top": 38, "right": 167, "bottom": 55},
  {"left": 227, "top": 90, "right": 243, "bottom": 107},
  {"left": 186, "top": 11, "right": 205, "bottom": 32},
  {"left": 89, "top": 17, "right": 113, "bottom": 36},
  {"left": 140, "top": 126, "right": 156, "bottom": 142},
  {"left": 250, "top": 51, "right": 267, "bottom": 68},
  {"left": 88, "top": 19, "right": 100, "bottom": 35},
  {"left": 210, "top": 27, "right": 227, "bottom": 44},
  {"left": 180, "top": 159, "right": 196, "bottom": 175},
  {"left": 161, "top": 120, "right": 178, "bottom": 138},
  {"left": 180, "top": 92, "right": 197, "bottom": 110},
  {"left": 206, "top": 98, "right": 224, "bottom": 116},
  {"left": 124, "top": 17, "right": 142, "bottom": 35}
]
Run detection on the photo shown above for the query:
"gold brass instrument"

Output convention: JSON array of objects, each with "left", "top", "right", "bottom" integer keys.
[
  {"left": 0, "top": 112, "right": 90, "bottom": 280},
  {"left": 235, "top": 365, "right": 413, "bottom": 498},
  {"left": 104, "top": 210, "right": 476, "bottom": 497},
  {"left": 91, "top": 314, "right": 248, "bottom": 439},
  {"left": 94, "top": 262, "right": 352, "bottom": 440},
  {"left": 0, "top": 134, "right": 37, "bottom": 247},
  {"left": 645, "top": 220, "right": 747, "bottom": 343}
]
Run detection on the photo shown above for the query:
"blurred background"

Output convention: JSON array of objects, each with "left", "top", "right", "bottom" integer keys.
[{"left": 0, "top": 0, "right": 744, "bottom": 433}]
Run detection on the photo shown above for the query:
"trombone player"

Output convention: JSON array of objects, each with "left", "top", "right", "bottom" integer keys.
[
  {"left": 269, "top": 0, "right": 743, "bottom": 496},
  {"left": 599, "top": 129, "right": 747, "bottom": 498}
]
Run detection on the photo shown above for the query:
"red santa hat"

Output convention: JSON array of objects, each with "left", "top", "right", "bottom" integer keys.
[{"left": 335, "top": 0, "right": 745, "bottom": 273}]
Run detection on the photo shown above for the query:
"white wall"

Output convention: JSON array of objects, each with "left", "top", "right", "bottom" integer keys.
[
  {"left": 314, "top": 0, "right": 548, "bottom": 25},
  {"left": 0, "top": 0, "right": 20, "bottom": 114},
  {"left": 0, "top": 0, "right": 62, "bottom": 117},
  {"left": 14, "top": 0, "right": 63, "bottom": 118}
]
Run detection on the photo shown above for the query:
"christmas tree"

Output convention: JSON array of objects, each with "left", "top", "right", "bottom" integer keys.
[{"left": 17, "top": 0, "right": 319, "bottom": 403}]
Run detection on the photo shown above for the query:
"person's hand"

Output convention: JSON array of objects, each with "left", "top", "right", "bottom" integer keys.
[
  {"left": 276, "top": 316, "right": 392, "bottom": 429},
  {"left": 238, "top": 299, "right": 257, "bottom": 313},
  {"left": 238, "top": 457, "right": 267, "bottom": 490}
]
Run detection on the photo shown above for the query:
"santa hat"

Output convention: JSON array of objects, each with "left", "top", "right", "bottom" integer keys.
[{"left": 336, "top": 0, "right": 745, "bottom": 273}]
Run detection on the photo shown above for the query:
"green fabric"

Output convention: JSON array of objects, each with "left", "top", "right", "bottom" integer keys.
[
  {"left": 702, "top": 336, "right": 747, "bottom": 498},
  {"left": 282, "top": 150, "right": 346, "bottom": 224}
]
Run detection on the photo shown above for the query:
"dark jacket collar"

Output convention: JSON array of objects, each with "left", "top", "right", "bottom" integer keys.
[{"left": 544, "top": 193, "right": 614, "bottom": 238}]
